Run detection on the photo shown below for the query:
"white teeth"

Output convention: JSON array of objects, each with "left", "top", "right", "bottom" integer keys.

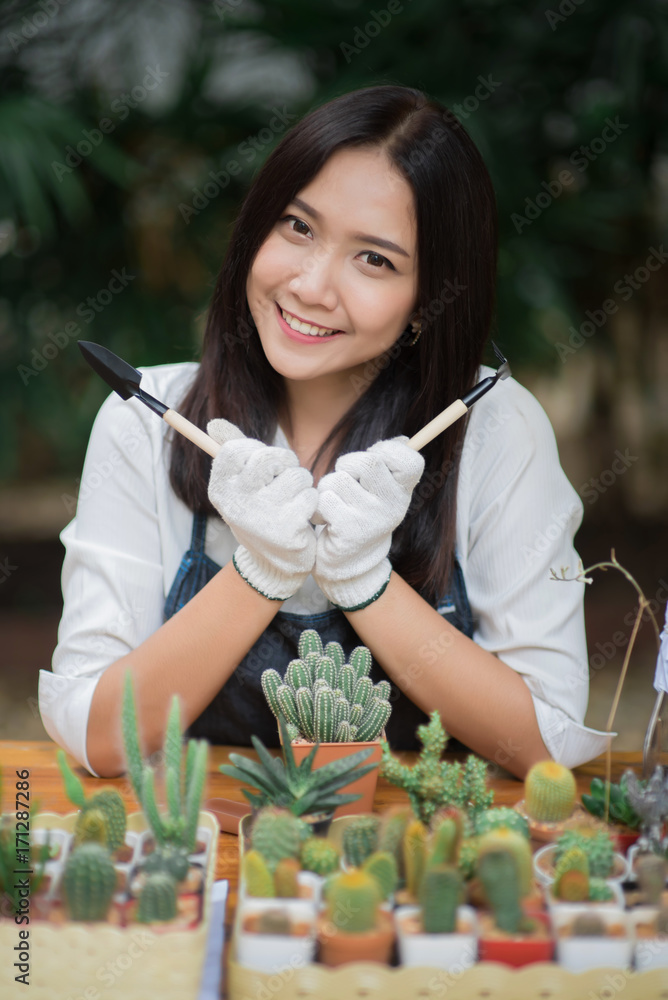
[{"left": 281, "top": 307, "right": 337, "bottom": 336}]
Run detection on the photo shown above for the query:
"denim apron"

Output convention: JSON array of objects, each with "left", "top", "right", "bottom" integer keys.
[{"left": 163, "top": 512, "right": 475, "bottom": 751}]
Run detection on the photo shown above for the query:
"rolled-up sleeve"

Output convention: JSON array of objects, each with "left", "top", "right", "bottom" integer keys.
[
  {"left": 457, "top": 375, "right": 615, "bottom": 768},
  {"left": 39, "top": 385, "right": 166, "bottom": 776}
]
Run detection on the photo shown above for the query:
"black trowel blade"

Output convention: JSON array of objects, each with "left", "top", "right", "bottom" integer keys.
[{"left": 78, "top": 341, "right": 142, "bottom": 400}]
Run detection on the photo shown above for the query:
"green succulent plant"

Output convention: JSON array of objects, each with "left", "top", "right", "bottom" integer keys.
[
  {"left": 57, "top": 750, "right": 127, "bottom": 851},
  {"left": 261, "top": 629, "right": 392, "bottom": 743},
  {"left": 581, "top": 775, "right": 642, "bottom": 830},
  {"left": 219, "top": 714, "right": 378, "bottom": 817}
]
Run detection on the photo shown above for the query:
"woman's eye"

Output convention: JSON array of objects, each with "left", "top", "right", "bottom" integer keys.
[
  {"left": 279, "top": 216, "right": 395, "bottom": 271},
  {"left": 280, "top": 215, "right": 311, "bottom": 236},
  {"left": 359, "top": 251, "right": 394, "bottom": 270}
]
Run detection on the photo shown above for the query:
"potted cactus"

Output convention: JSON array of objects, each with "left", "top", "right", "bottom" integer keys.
[
  {"left": 239, "top": 806, "right": 322, "bottom": 903},
  {"left": 394, "top": 862, "right": 478, "bottom": 971},
  {"left": 552, "top": 906, "right": 632, "bottom": 972},
  {"left": 632, "top": 903, "right": 668, "bottom": 970},
  {"left": 581, "top": 774, "right": 642, "bottom": 853},
  {"left": 235, "top": 896, "right": 318, "bottom": 972},
  {"left": 515, "top": 760, "right": 583, "bottom": 842},
  {"left": 545, "top": 845, "right": 623, "bottom": 909},
  {"left": 317, "top": 867, "right": 395, "bottom": 966},
  {"left": 261, "top": 629, "right": 392, "bottom": 815},
  {"left": 533, "top": 826, "right": 628, "bottom": 888}
]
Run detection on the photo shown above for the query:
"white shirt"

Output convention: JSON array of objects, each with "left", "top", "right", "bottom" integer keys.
[{"left": 38, "top": 362, "right": 614, "bottom": 776}]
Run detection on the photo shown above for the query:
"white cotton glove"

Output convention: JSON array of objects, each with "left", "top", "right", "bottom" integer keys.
[
  {"left": 206, "top": 418, "right": 318, "bottom": 600},
  {"left": 313, "top": 436, "right": 425, "bottom": 611}
]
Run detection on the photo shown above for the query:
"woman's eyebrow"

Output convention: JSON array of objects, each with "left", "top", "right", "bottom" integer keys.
[{"left": 289, "top": 196, "right": 411, "bottom": 258}]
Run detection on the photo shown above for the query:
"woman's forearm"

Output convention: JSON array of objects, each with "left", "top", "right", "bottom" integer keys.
[
  {"left": 86, "top": 561, "right": 282, "bottom": 777},
  {"left": 345, "top": 571, "right": 550, "bottom": 779}
]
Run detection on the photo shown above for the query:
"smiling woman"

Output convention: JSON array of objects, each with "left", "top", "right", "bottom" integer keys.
[{"left": 39, "top": 84, "right": 614, "bottom": 779}]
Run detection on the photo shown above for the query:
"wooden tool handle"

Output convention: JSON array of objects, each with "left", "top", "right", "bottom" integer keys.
[
  {"left": 407, "top": 399, "right": 468, "bottom": 451},
  {"left": 163, "top": 409, "right": 221, "bottom": 458}
]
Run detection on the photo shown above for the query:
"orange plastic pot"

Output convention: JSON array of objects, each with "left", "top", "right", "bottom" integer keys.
[
  {"left": 317, "top": 909, "right": 394, "bottom": 967},
  {"left": 290, "top": 739, "right": 382, "bottom": 818}
]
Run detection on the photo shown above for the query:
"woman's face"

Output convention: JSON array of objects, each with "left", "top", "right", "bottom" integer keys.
[{"left": 245, "top": 146, "right": 419, "bottom": 393}]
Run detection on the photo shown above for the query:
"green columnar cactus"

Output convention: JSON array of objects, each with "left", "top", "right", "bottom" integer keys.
[
  {"left": 251, "top": 807, "right": 304, "bottom": 871},
  {"left": 62, "top": 843, "right": 117, "bottom": 922},
  {"left": 377, "top": 807, "right": 410, "bottom": 881},
  {"left": 476, "top": 828, "right": 533, "bottom": 896},
  {"left": 403, "top": 819, "right": 428, "bottom": 899},
  {"left": 636, "top": 852, "right": 667, "bottom": 905},
  {"left": 362, "top": 851, "right": 398, "bottom": 901},
  {"left": 420, "top": 864, "right": 462, "bottom": 933},
  {"left": 58, "top": 750, "right": 127, "bottom": 851},
  {"left": 121, "top": 671, "right": 208, "bottom": 853},
  {"left": 571, "top": 912, "right": 607, "bottom": 936},
  {"left": 428, "top": 808, "right": 464, "bottom": 866},
  {"left": 477, "top": 849, "right": 524, "bottom": 934},
  {"left": 300, "top": 837, "right": 341, "bottom": 876},
  {"left": 274, "top": 857, "right": 300, "bottom": 898},
  {"left": 525, "top": 761, "right": 577, "bottom": 822},
  {"left": 242, "top": 850, "right": 276, "bottom": 897},
  {"left": 327, "top": 869, "right": 380, "bottom": 933},
  {"left": 343, "top": 815, "right": 380, "bottom": 867},
  {"left": 474, "top": 806, "right": 530, "bottom": 840},
  {"left": 137, "top": 872, "right": 178, "bottom": 923},
  {"left": 554, "top": 829, "right": 615, "bottom": 879},
  {"left": 261, "top": 629, "right": 392, "bottom": 743},
  {"left": 380, "top": 712, "right": 493, "bottom": 826},
  {"left": 141, "top": 844, "right": 190, "bottom": 883}
]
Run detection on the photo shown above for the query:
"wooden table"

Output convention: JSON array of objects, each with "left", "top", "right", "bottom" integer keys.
[{"left": 0, "top": 740, "right": 642, "bottom": 914}]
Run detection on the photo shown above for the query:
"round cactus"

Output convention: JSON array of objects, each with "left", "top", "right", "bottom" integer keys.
[
  {"left": 142, "top": 844, "right": 190, "bottom": 883},
  {"left": 525, "top": 761, "right": 576, "bottom": 823},
  {"left": 62, "top": 843, "right": 117, "bottom": 922},
  {"left": 474, "top": 806, "right": 530, "bottom": 840},
  {"left": 327, "top": 869, "right": 380, "bottom": 934},
  {"left": 137, "top": 871, "right": 178, "bottom": 923},
  {"left": 555, "top": 829, "right": 615, "bottom": 879},
  {"left": 85, "top": 788, "right": 127, "bottom": 851},
  {"left": 554, "top": 868, "right": 589, "bottom": 901},
  {"left": 251, "top": 807, "right": 303, "bottom": 871},
  {"left": 342, "top": 815, "right": 380, "bottom": 867},
  {"left": 362, "top": 851, "right": 398, "bottom": 901},
  {"left": 300, "top": 837, "right": 341, "bottom": 876}
]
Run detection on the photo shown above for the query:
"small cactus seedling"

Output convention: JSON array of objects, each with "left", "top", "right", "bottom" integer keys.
[
  {"left": 137, "top": 871, "right": 178, "bottom": 923},
  {"left": 420, "top": 864, "right": 462, "bottom": 933},
  {"left": 62, "top": 843, "right": 117, "bottom": 922},
  {"left": 250, "top": 807, "right": 304, "bottom": 872},
  {"left": 474, "top": 806, "right": 529, "bottom": 840},
  {"left": 256, "top": 908, "right": 292, "bottom": 935},
  {"left": 524, "top": 761, "right": 576, "bottom": 823},
  {"left": 342, "top": 814, "right": 380, "bottom": 867},
  {"left": 274, "top": 857, "right": 301, "bottom": 898},
  {"left": 242, "top": 850, "right": 276, "bottom": 898},
  {"left": 58, "top": 750, "right": 127, "bottom": 851},
  {"left": 571, "top": 912, "right": 607, "bottom": 937},
  {"left": 555, "top": 828, "right": 615, "bottom": 879},
  {"left": 141, "top": 843, "right": 190, "bottom": 883},
  {"left": 326, "top": 869, "right": 380, "bottom": 934}
]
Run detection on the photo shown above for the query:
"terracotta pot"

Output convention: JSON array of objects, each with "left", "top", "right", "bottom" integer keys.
[
  {"left": 610, "top": 827, "right": 640, "bottom": 854},
  {"left": 290, "top": 740, "right": 382, "bottom": 818},
  {"left": 317, "top": 908, "right": 394, "bottom": 967},
  {"left": 478, "top": 910, "right": 554, "bottom": 967}
]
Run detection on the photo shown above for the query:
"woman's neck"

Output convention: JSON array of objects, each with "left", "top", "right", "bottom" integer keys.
[{"left": 279, "top": 374, "right": 358, "bottom": 480}]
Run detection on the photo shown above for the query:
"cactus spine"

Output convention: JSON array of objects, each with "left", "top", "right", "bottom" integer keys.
[
  {"left": 525, "top": 761, "right": 576, "bottom": 822},
  {"left": 261, "top": 629, "right": 391, "bottom": 742},
  {"left": 62, "top": 843, "right": 117, "bottom": 922},
  {"left": 300, "top": 837, "right": 340, "bottom": 876},
  {"left": 251, "top": 807, "right": 303, "bottom": 871},
  {"left": 327, "top": 869, "right": 380, "bottom": 933},
  {"left": 420, "top": 864, "right": 462, "bottom": 933},
  {"left": 342, "top": 815, "right": 380, "bottom": 867},
  {"left": 137, "top": 872, "right": 178, "bottom": 923}
]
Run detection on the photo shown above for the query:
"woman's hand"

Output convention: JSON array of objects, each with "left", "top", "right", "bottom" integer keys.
[
  {"left": 313, "top": 436, "right": 425, "bottom": 610},
  {"left": 206, "top": 419, "right": 318, "bottom": 600}
]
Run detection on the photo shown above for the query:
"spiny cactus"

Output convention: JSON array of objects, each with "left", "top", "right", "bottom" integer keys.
[
  {"left": 477, "top": 849, "right": 525, "bottom": 934},
  {"left": 274, "top": 857, "right": 301, "bottom": 898},
  {"left": 428, "top": 808, "right": 464, "bottom": 866},
  {"left": 474, "top": 806, "right": 529, "bottom": 840},
  {"left": 554, "top": 868, "right": 589, "bottom": 902},
  {"left": 242, "top": 850, "right": 276, "bottom": 897},
  {"left": 261, "top": 629, "right": 392, "bottom": 743},
  {"left": 571, "top": 912, "right": 607, "bottom": 937},
  {"left": 58, "top": 750, "right": 127, "bottom": 851},
  {"left": 362, "top": 851, "right": 398, "bottom": 901},
  {"left": 300, "top": 836, "right": 340, "bottom": 876},
  {"left": 62, "top": 843, "right": 117, "bottom": 922},
  {"left": 141, "top": 843, "right": 190, "bottom": 883},
  {"left": 121, "top": 672, "right": 208, "bottom": 853},
  {"left": 420, "top": 864, "right": 462, "bottom": 933},
  {"left": 326, "top": 869, "right": 380, "bottom": 934},
  {"left": 457, "top": 837, "right": 479, "bottom": 881},
  {"left": 380, "top": 711, "right": 493, "bottom": 826},
  {"left": 525, "top": 760, "right": 576, "bottom": 823},
  {"left": 555, "top": 828, "right": 615, "bottom": 879},
  {"left": 403, "top": 819, "right": 428, "bottom": 899},
  {"left": 636, "top": 852, "right": 667, "bottom": 905},
  {"left": 342, "top": 814, "right": 380, "bottom": 867},
  {"left": 588, "top": 877, "right": 614, "bottom": 902},
  {"left": 137, "top": 871, "right": 178, "bottom": 923},
  {"left": 476, "top": 827, "right": 533, "bottom": 897},
  {"left": 377, "top": 807, "right": 411, "bottom": 882},
  {"left": 251, "top": 807, "right": 304, "bottom": 872},
  {"left": 73, "top": 808, "right": 109, "bottom": 849}
]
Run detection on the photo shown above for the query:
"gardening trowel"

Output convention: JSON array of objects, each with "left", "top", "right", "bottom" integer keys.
[{"left": 78, "top": 341, "right": 221, "bottom": 457}]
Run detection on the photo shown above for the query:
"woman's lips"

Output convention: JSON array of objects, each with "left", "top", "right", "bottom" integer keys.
[{"left": 275, "top": 302, "right": 344, "bottom": 344}]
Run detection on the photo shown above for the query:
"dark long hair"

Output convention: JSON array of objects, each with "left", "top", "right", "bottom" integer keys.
[{"left": 169, "top": 84, "right": 497, "bottom": 604}]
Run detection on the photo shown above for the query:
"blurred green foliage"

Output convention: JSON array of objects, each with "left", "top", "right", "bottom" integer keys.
[{"left": 0, "top": 0, "right": 666, "bottom": 483}]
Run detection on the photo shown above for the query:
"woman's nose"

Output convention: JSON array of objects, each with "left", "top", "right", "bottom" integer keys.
[{"left": 287, "top": 244, "right": 339, "bottom": 310}]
